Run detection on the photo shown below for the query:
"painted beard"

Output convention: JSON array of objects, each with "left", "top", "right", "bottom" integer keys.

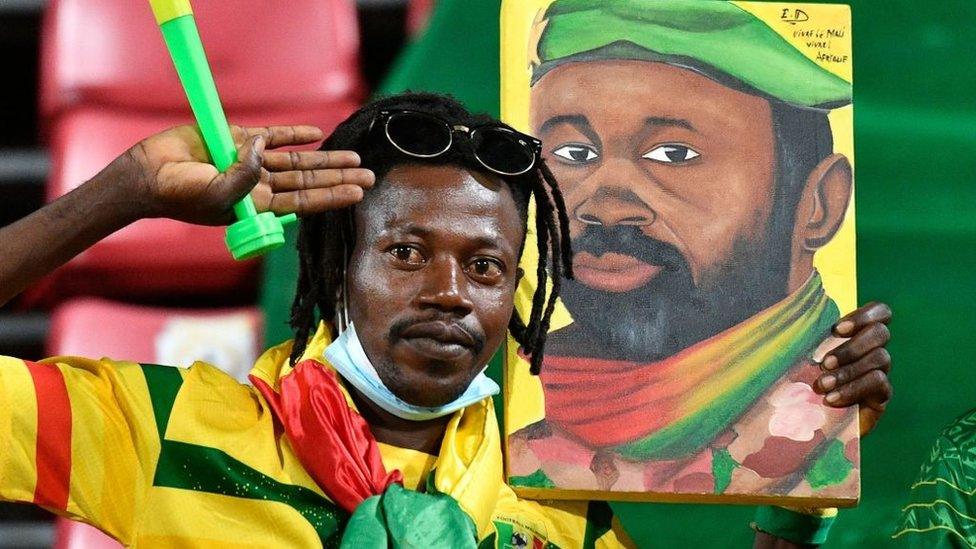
[{"left": 559, "top": 224, "right": 791, "bottom": 362}]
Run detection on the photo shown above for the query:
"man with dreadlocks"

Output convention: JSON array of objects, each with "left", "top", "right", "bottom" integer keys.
[{"left": 0, "top": 93, "right": 890, "bottom": 547}]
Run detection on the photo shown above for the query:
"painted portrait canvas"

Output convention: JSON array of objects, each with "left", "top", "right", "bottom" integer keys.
[{"left": 501, "top": 0, "right": 860, "bottom": 506}]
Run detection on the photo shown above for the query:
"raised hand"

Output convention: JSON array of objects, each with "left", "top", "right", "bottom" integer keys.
[{"left": 123, "top": 124, "right": 375, "bottom": 225}]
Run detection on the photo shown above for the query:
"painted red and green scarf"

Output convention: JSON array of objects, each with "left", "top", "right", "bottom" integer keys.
[{"left": 540, "top": 273, "right": 839, "bottom": 460}]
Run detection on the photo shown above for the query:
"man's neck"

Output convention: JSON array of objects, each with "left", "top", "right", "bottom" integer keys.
[{"left": 347, "top": 385, "right": 451, "bottom": 455}]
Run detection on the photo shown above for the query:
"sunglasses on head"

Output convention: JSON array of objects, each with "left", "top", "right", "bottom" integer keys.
[{"left": 368, "top": 109, "right": 543, "bottom": 176}]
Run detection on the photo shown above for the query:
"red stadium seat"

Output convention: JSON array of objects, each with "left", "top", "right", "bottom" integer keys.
[
  {"left": 40, "top": 0, "right": 363, "bottom": 124},
  {"left": 43, "top": 108, "right": 248, "bottom": 298},
  {"left": 39, "top": 103, "right": 355, "bottom": 300},
  {"left": 47, "top": 297, "right": 264, "bottom": 380},
  {"left": 36, "top": 0, "right": 363, "bottom": 299},
  {"left": 48, "top": 298, "right": 265, "bottom": 548}
]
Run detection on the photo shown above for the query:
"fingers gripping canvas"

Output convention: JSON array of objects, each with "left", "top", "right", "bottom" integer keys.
[{"left": 502, "top": 0, "right": 860, "bottom": 506}]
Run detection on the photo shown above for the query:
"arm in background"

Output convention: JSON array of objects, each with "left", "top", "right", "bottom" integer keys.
[{"left": 0, "top": 124, "right": 373, "bottom": 307}]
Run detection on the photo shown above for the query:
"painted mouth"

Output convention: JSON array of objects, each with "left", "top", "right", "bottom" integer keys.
[{"left": 573, "top": 252, "right": 662, "bottom": 293}]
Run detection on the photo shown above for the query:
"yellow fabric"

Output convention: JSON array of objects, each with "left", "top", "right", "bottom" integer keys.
[
  {"left": 0, "top": 357, "right": 160, "bottom": 544},
  {"left": 0, "top": 328, "right": 634, "bottom": 548},
  {"left": 139, "top": 490, "right": 321, "bottom": 547},
  {"left": 377, "top": 443, "right": 436, "bottom": 491},
  {"left": 0, "top": 357, "right": 39, "bottom": 502},
  {"left": 163, "top": 362, "right": 325, "bottom": 496}
]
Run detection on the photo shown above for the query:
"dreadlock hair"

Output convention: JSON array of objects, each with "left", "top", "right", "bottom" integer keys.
[{"left": 288, "top": 92, "right": 573, "bottom": 375}]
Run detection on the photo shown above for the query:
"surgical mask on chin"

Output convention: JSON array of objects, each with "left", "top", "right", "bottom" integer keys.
[{"left": 324, "top": 322, "right": 499, "bottom": 422}]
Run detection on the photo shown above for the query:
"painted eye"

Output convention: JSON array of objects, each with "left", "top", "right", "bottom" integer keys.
[
  {"left": 468, "top": 258, "right": 504, "bottom": 281},
  {"left": 642, "top": 144, "right": 700, "bottom": 164},
  {"left": 389, "top": 245, "right": 425, "bottom": 265},
  {"left": 551, "top": 144, "right": 599, "bottom": 164}
]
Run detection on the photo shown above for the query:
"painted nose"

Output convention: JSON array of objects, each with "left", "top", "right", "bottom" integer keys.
[
  {"left": 573, "top": 188, "right": 656, "bottom": 227},
  {"left": 417, "top": 258, "right": 474, "bottom": 316}
]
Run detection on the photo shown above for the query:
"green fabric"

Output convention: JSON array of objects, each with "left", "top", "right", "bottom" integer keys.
[
  {"left": 257, "top": 0, "right": 976, "bottom": 546},
  {"left": 753, "top": 506, "right": 836, "bottom": 546},
  {"left": 533, "top": 0, "right": 851, "bottom": 108},
  {"left": 615, "top": 278, "right": 839, "bottom": 461},
  {"left": 155, "top": 440, "right": 346, "bottom": 546},
  {"left": 261, "top": 225, "right": 300, "bottom": 348},
  {"left": 477, "top": 531, "right": 497, "bottom": 549},
  {"left": 140, "top": 363, "right": 184, "bottom": 439},
  {"left": 893, "top": 409, "right": 976, "bottom": 547},
  {"left": 341, "top": 483, "right": 478, "bottom": 548},
  {"left": 582, "top": 501, "right": 614, "bottom": 549},
  {"left": 379, "top": 0, "right": 501, "bottom": 115}
]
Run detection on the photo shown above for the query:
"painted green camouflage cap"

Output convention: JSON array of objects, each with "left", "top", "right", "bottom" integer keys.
[{"left": 532, "top": 0, "right": 852, "bottom": 109}]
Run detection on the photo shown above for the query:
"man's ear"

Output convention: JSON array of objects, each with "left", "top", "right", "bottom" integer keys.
[
  {"left": 793, "top": 153, "right": 853, "bottom": 251},
  {"left": 516, "top": 267, "right": 525, "bottom": 283}
]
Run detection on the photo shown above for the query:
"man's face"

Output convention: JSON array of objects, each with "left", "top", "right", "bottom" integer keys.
[
  {"left": 532, "top": 60, "right": 789, "bottom": 361},
  {"left": 346, "top": 164, "right": 523, "bottom": 407}
]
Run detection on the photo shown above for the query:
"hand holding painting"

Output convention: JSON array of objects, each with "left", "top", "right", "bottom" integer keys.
[{"left": 148, "top": 0, "right": 297, "bottom": 260}]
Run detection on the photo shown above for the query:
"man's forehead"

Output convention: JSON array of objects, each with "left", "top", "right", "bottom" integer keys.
[
  {"left": 365, "top": 165, "right": 507, "bottom": 213},
  {"left": 356, "top": 164, "right": 522, "bottom": 244}
]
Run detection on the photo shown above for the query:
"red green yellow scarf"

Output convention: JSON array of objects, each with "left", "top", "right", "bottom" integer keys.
[
  {"left": 540, "top": 273, "right": 839, "bottom": 461},
  {"left": 249, "top": 330, "right": 505, "bottom": 547}
]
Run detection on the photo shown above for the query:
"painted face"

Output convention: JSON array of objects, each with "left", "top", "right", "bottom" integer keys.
[
  {"left": 532, "top": 60, "right": 789, "bottom": 361},
  {"left": 346, "top": 164, "right": 524, "bottom": 407}
]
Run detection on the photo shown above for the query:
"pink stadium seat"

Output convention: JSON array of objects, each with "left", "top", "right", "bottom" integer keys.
[
  {"left": 49, "top": 298, "right": 265, "bottom": 548},
  {"left": 43, "top": 108, "right": 247, "bottom": 298},
  {"left": 40, "top": 0, "right": 362, "bottom": 124},
  {"left": 39, "top": 103, "right": 355, "bottom": 300},
  {"left": 407, "top": 0, "right": 436, "bottom": 34},
  {"left": 54, "top": 520, "right": 121, "bottom": 549},
  {"left": 47, "top": 297, "right": 264, "bottom": 380},
  {"left": 36, "top": 0, "right": 363, "bottom": 299}
]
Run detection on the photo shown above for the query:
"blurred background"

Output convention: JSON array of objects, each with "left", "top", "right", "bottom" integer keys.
[{"left": 0, "top": 0, "right": 973, "bottom": 547}]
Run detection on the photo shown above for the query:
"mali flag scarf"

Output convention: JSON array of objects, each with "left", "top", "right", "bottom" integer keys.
[{"left": 249, "top": 328, "right": 504, "bottom": 547}]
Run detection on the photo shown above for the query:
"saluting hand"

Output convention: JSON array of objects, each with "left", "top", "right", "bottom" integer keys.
[{"left": 121, "top": 124, "right": 375, "bottom": 225}]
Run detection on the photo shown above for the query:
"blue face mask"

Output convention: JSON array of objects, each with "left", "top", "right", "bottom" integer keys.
[{"left": 324, "top": 322, "right": 500, "bottom": 422}]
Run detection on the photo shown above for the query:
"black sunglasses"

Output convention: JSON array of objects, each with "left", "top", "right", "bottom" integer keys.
[{"left": 369, "top": 110, "right": 543, "bottom": 176}]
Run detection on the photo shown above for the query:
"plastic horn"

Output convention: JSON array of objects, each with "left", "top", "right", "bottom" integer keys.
[{"left": 148, "top": 0, "right": 297, "bottom": 260}]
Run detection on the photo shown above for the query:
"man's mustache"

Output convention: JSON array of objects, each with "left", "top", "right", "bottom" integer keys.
[
  {"left": 388, "top": 313, "right": 486, "bottom": 356},
  {"left": 571, "top": 225, "right": 690, "bottom": 273}
]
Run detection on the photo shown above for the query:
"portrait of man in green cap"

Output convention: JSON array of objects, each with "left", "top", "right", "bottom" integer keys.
[{"left": 507, "top": 0, "right": 886, "bottom": 501}]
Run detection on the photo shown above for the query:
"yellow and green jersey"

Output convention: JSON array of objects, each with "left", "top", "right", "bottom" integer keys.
[{"left": 0, "top": 326, "right": 632, "bottom": 548}]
